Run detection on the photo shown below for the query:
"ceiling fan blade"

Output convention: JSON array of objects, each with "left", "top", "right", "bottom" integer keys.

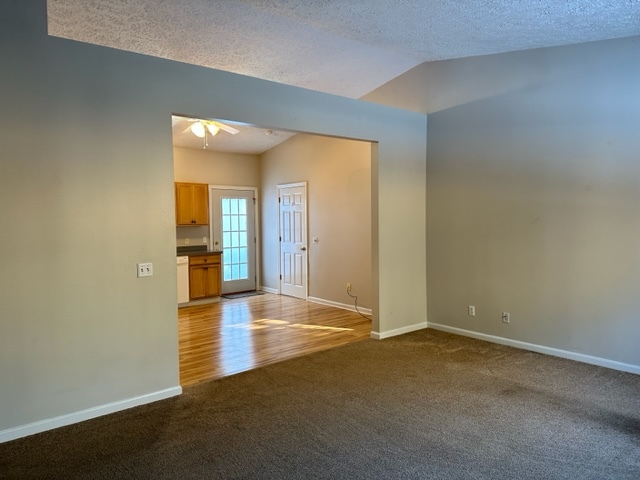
[
  {"left": 211, "top": 121, "right": 239, "bottom": 135},
  {"left": 181, "top": 126, "right": 192, "bottom": 134}
]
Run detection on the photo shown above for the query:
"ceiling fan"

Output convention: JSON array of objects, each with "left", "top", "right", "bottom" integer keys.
[
  {"left": 184, "top": 119, "right": 239, "bottom": 137},
  {"left": 183, "top": 118, "right": 240, "bottom": 149}
]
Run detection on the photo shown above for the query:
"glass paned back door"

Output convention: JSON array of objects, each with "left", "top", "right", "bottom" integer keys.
[
  {"left": 211, "top": 189, "right": 256, "bottom": 294},
  {"left": 222, "top": 197, "right": 248, "bottom": 282}
]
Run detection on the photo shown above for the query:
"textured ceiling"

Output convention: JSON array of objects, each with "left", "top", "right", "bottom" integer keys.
[
  {"left": 47, "top": 0, "right": 640, "bottom": 153},
  {"left": 48, "top": 0, "right": 640, "bottom": 99}
]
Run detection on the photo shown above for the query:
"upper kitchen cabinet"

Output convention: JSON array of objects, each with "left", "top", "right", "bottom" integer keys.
[{"left": 175, "top": 182, "right": 209, "bottom": 225}]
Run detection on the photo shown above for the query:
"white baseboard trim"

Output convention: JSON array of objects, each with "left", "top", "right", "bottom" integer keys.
[
  {"left": 260, "top": 286, "right": 278, "bottom": 294},
  {"left": 0, "top": 386, "right": 182, "bottom": 444},
  {"left": 428, "top": 323, "right": 640, "bottom": 375},
  {"left": 307, "top": 296, "right": 372, "bottom": 316},
  {"left": 371, "top": 322, "right": 428, "bottom": 340}
]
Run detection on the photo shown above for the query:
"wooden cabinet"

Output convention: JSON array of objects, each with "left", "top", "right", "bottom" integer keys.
[
  {"left": 189, "top": 254, "right": 221, "bottom": 300},
  {"left": 175, "top": 182, "right": 209, "bottom": 225}
]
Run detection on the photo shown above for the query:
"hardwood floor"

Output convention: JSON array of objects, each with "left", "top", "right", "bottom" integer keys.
[{"left": 178, "top": 293, "right": 372, "bottom": 386}]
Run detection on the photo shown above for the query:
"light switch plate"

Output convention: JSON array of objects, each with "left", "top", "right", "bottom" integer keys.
[{"left": 137, "top": 262, "right": 153, "bottom": 278}]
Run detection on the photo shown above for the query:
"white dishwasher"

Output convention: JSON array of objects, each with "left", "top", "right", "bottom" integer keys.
[{"left": 177, "top": 256, "right": 190, "bottom": 306}]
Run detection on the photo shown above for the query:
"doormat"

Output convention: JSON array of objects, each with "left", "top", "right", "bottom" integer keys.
[{"left": 222, "top": 291, "right": 264, "bottom": 299}]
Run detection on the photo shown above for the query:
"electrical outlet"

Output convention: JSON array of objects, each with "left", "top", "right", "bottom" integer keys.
[
  {"left": 137, "top": 262, "right": 153, "bottom": 278},
  {"left": 468, "top": 305, "right": 476, "bottom": 316},
  {"left": 502, "top": 312, "right": 510, "bottom": 324},
  {"left": 346, "top": 283, "right": 352, "bottom": 293},
  {"left": 184, "top": 238, "right": 190, "bottom": 245}
]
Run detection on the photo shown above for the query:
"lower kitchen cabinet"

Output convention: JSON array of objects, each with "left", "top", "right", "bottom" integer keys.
[{"left": 189, "top": 254, "right": 222, "bottom": 300}]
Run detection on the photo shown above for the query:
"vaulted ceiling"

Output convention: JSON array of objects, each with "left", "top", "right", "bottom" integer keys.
[{"left": 47, "top": 0, "right": 640, "bottom": 152}]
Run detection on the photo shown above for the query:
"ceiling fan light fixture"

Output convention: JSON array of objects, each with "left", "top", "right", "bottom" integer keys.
[
  {"left": 190, "top": 122, "right": 205, "bottom": 138},
  {"left": 206, "top": 124, "right": 220, "bottom": 136}
]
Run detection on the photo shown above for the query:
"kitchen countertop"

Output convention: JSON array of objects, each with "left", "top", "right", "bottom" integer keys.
[
  {"left": 176, "top": 245, "right": 222, "bottom": 257},
  {"left": 177, "top": 246, "right": 222, "bottom": 257},
  {"left": 184, "top": 250, "right": 222, "bottom": 257}
]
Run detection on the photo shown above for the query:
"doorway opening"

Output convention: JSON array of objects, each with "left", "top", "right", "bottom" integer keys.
[{"left": 172, "top": 114, "right": 374, "bottom": 385}]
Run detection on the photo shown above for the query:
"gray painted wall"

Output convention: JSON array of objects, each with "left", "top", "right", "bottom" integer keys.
[
  {"left": 0, "top": 1, "right": 426, "bottom": 435},
  {"left": 425, "top": 37, "right": 640, "bottom": 366}
]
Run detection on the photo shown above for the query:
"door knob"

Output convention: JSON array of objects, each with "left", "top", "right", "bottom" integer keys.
[{"left": 300, "top": 246, "right": 307, "bottom": 251}]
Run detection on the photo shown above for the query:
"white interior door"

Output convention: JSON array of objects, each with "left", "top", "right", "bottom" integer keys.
[
  {"left": 210, "top": 188, "right": 257, "bottom": 294},
  {"left": 279, "top": 183, "right": 307, "bottom": 299}
]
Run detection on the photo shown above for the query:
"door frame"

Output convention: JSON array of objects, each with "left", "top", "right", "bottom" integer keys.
[
  {"left": 277, "top": 181, "right": 308, "bottom": 298},
  {"left": 208, "top": 185, "right": 261, "bottom": 292}
]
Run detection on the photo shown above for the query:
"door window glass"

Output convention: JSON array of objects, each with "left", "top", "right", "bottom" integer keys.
[{"left": 222, "top": 198, "right": 249, "bottom": 281}]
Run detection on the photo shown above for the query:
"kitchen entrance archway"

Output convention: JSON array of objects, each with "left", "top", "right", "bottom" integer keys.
[{"left": 173, "top": 115, "right": 375, "bottom": 383}]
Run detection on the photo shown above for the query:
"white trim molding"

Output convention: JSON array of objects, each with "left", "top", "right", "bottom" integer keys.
[
  {"left": 260, "top": 286, "right": 278, "bottom": 294},
  {"left": 307, "top": 296, "right": 372, "bottom": 316},
  {"left": 0, "top": 386, "right": 182, "bottom": 444},
  {"left": 428, "top": 323, "right": 640, "bottom": 375},
  {"left": 371, "top": 322, "right": 428, "bottom": 340}
]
